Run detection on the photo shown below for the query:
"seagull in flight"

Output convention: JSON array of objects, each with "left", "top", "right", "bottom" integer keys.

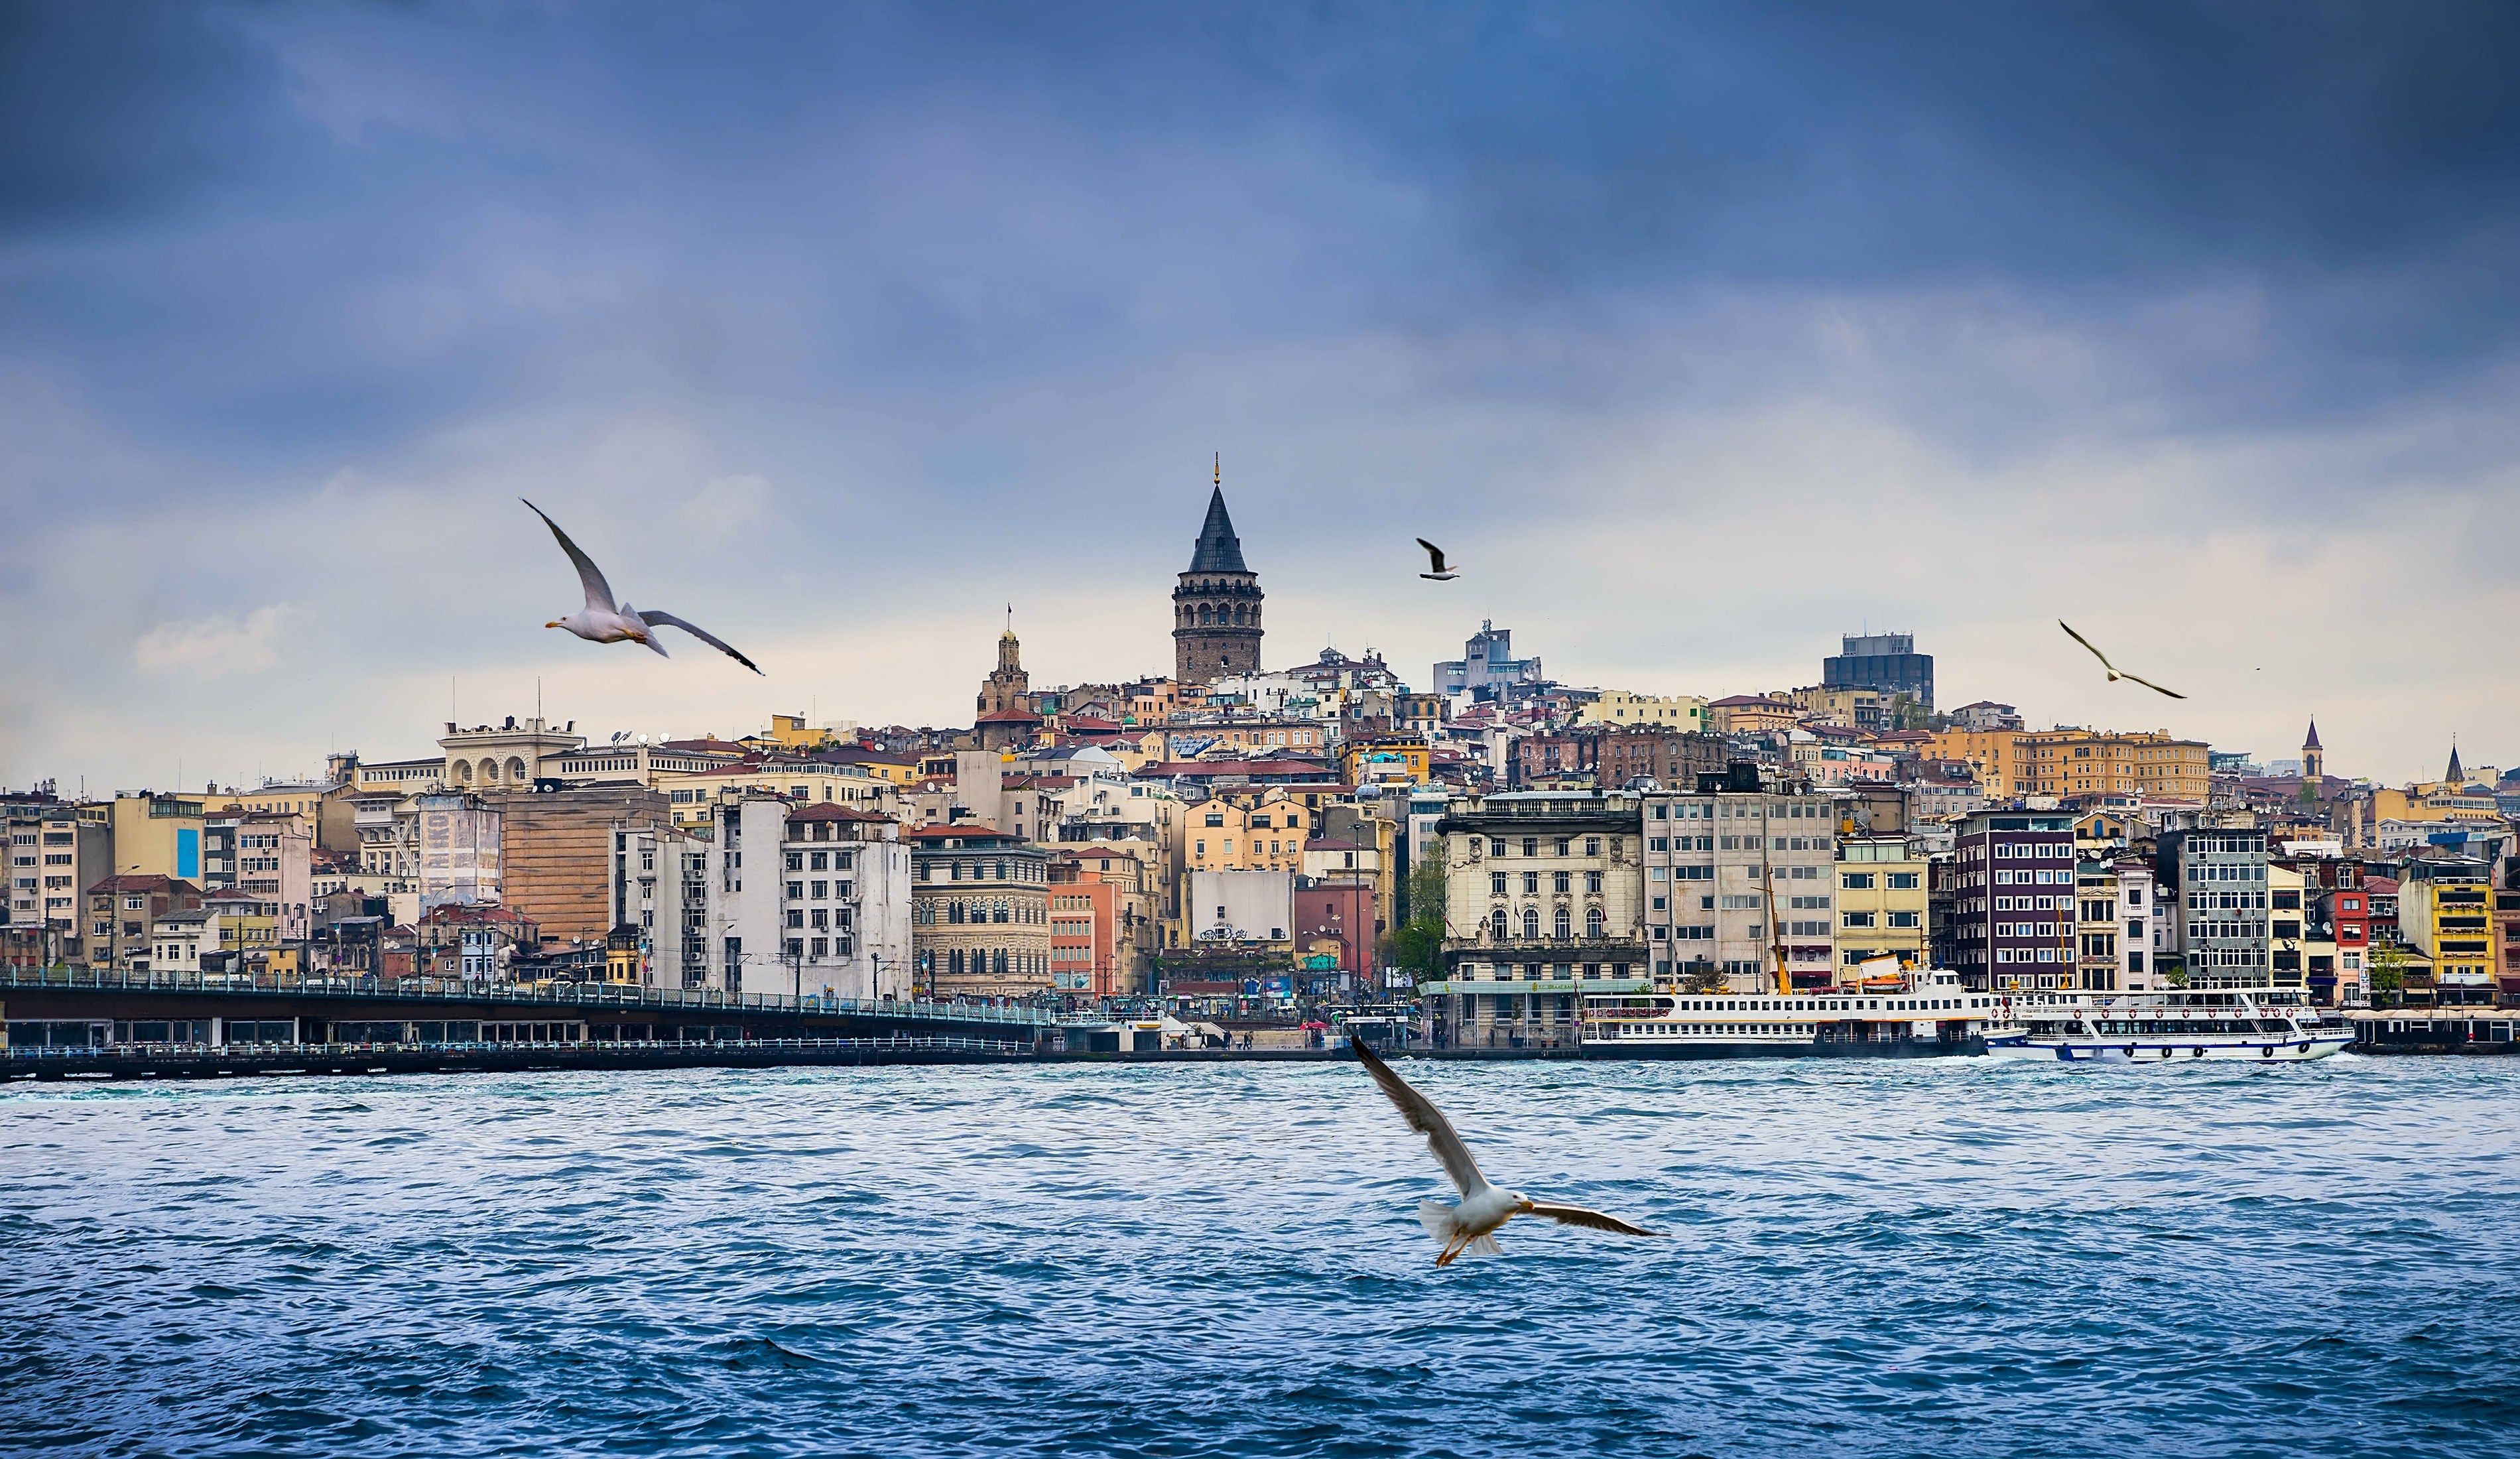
[
  {"left": 523, "top": 499, "right": 763, "bottom": 674},
  {"left": 1416, "top": 539, "right": 1460, "bottom": 581},
  {"left": 1350, "top": 1038, "right": 1660, "bottom": 1265},
  {"left": 2059, "top": 620, "right": 2182, "bottom": 700}
]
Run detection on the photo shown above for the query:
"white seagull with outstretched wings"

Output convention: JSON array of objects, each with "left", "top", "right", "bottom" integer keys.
[
  {"left": 523, "top": 499, "right": 762, "bottom": 674},
  {"left": 1417, "top": 538, "right": 1460, "bottom": 580},
  {"left": 1351, "top": 1037, "right": 1660, "bottom": 1265},
  {"left": 2059, "top": 619, "right": 2182, "bottom": 700}
]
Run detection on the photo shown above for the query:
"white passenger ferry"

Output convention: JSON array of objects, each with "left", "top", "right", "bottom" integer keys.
[
  {"left": 1581, "top": 966, "right": 1995, "bottom": 1056},
  {"left": 1984, "top": 987, "right": 2352, "bottom": 1063}
]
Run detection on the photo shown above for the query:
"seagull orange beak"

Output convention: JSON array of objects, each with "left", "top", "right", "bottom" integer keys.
[{"left": 545, "top": 621, "right": 562, "bottom": 629}]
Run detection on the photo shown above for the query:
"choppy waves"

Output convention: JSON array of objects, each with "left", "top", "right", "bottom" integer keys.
[{"left": 6, "top": 1056, "right": 2519, "bottom": 1457}]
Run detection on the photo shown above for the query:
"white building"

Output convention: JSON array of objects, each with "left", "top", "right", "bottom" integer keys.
[
  {"left": 1641, "top": 783, "right": 1838, "bottom": 992},
  {"left": 653, "top": 795, "right": 914, "bottom": 1001}
]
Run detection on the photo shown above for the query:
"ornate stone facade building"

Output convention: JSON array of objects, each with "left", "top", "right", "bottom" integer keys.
[{"left": 1172, "top": 470, "right": 1263, "bottom": 686}]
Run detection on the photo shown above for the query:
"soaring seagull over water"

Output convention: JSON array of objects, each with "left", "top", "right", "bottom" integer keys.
[
  {"left": 1350, "top": 1038, "right": 1661, "bottom": 1265},
  {"left": 523, "top": 499, "right": 763, "bottom": 674},
  {"left": 2059, "top": 619, "right": 2182, "bottom": 700}
]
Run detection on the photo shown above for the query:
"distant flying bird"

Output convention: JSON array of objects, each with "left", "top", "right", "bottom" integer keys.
[
  {"left": 1417, "top": 539, "right": 1460, "bottom": 580},
  {"left": 2059, "top": 620, "right": 2183, "bottom": 700},
  {"left": 523, "top": 499, "right": 763, "bottom": 674},
  {"left": 1350, "top": 1037, "right": 1660, "bottom": 1265}
]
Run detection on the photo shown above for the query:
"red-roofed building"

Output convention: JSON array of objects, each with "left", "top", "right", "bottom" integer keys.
[{"left": 79, "top": 874, "right": 206, "bottom": 971}]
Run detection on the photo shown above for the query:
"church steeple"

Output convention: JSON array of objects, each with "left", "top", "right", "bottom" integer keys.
[{"left": 2446, "top": 740, "right": 2465, "bottom": 785}]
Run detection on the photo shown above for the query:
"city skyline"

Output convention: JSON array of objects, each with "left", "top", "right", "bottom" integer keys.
[{"left": 6, "top": 4, "right": 2517, "bottom": 788}]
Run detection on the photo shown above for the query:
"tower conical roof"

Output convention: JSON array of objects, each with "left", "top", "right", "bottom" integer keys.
[
  {"left": 2303, "top": 718, "right": 2321, "bottom": 751},
  {"left": 2447, "top": 743, "right": 2464, "bottom": 783},
  {"left": 1188, "top": 485, "right": 1247, "bottom": 574}
]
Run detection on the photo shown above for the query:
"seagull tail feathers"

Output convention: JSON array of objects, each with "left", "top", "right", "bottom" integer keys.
[
  {"left": 1417, "top": 1201, "right": 1501, "bottom": 1257},
  {"left": 619, "top": 602, "right": 670, "bottom": 657}
]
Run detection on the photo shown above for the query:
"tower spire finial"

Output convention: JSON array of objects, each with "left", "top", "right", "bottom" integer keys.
[{"left": 1214, "top": 451, "right": 1220, "bottom": 486}]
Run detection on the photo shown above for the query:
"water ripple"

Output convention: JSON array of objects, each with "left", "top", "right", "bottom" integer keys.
[{"left": 5, "top": 1058, "right": 2519, "bottom": 1456}]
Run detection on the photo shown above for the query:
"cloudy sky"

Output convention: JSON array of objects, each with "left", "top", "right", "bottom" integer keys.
[{"left": 5, "top": 1, "right": 2516, "bottom": 792}]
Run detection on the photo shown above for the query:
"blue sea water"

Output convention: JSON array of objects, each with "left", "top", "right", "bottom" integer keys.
[{"left": 6, "top": 1053, "right": 2519, "bottom": 1458}]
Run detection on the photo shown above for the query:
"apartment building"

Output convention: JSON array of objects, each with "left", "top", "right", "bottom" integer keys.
[
  {"left": 1941, "top": 808, "right": 2078, "bottom": 992},
  {"left": 1638, "top": 771, "right": 1837, "bottom": 993},
  {"left": 1834, "top": 836, "right": 1927, "bottom": 976},
  {"left": 1429, "top": 793, "right": 1647, "bottom": 1047},
  {"left": 909, "top": 826, "right": 1051, "bottom": 999},
  {"left": 2161, "top": 826, "right": 2273, "bottom": 987}
]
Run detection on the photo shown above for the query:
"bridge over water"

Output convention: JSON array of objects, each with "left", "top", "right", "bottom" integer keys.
[{"left": 0, "top": 966, "right": 1058, "bottom": 1052}]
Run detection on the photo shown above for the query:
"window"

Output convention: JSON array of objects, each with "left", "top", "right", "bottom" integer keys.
[
  {"left": 1842, "top": 872, "right": 1875, "bottom": 890},
  {"left": 1523, "top": 909, "right": 1541, "bottom": 940},
  {"left": 1521, "top": 838, "right": 1539, "bottom": 857},
  {"left": 1553, "top": 871, "right": 1571, "bottom": 894},
  {"left": 1585, "top": 907, "right": 1605, "bottom": 939},
  {"left": 1888, "top": 911, "right": 1919, "bottom": 928},
  {"left": 1554, "top": 907, "right": 1572, "bottom": 940},
  {"left": 1491, "top": 872, "right": 1507, "bottom": 896},
  {"left": 1523, "top": 872, "right": 1539, "bottom": 895},
  {"left": 1586, "top": 871, "right": 1603, "bottom": 893},
  {"left": 1842, "top": 911, "right": 1876, "bottom": 928},
  {"left": 1490, "top": 909, "right": 1508, "bottom": 940}
]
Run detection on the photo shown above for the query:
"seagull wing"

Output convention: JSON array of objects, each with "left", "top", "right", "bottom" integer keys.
[
  {"left": 2118, "top": 671, "right": 2186, "bottom": 700},
  {"left": 637, "top": 609, "right": 763, "bottom": 674},
  {"left": 1523, "top": 1202, "right": 1662, "bottom": 1238},
  {"left": 1351, "top": 1038, "right": 1489, "bottom": 1196},
  {"left": 2058, "top": 619, "right": 2113, "bottom": 673},
  {"left": 523, "top": 499, "right": 617, "bottom": 613},
  {"left": 1416, "top": 538, "right": 1449, "bottom": 574}
]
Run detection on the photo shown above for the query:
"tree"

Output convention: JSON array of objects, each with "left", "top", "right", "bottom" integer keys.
[
  {"left": 2369, "top": 944, "right": 2408, "bottom": 1006},
  {"left": 1381, "top": 860, "right": 1447, "bottom": 987}
]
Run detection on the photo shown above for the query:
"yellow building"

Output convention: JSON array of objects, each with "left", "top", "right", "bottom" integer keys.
[
  {"left": 2401, "top": 867, "right": 2496, "bottom": 1001},
  {"left": 1785, "top": 684, "right": 1885, "bottom": 730},
  {"left": 743, "top": 713, "right": 853, "bottom": 754},
  {"left": 209, "top": 783, "right": 357, "bottom": 854},
  {"left": 1184, "top": 794, "right": 1316, "bottom": 875},
  {"left": 1926, "top": 730, "right": 2032, "bottom": 798},
  {"left": 109, "top": 793, "right": 209, "bottom": 881},
  {"left": 2022, "top": 730, "right": 2210, "bottom": 801},
  {"left": 1832, "top": 836, "right": 1927, "bottom": 977},
  {"left": 1577, "top": 692, "right": 1709, "bottom": 732},
  {"left": 1340, "top": 738, "right": 1430, "bottom": 787},
  {"left": 1928, "top": 728, "right": 2209, "bottom": 802},
  {"left": 1707, "top": 696, "right": 1796, "bottom": 735},
  {"left": 655, "top": 762, "right": 890, "bottom": 828}
]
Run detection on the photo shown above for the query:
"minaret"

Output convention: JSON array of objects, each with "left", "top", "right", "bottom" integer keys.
[
  {"left": 1172, "top": 456, "right": 1264, "bottom": 685},
  {"left": 2299, "top": 718, "right": 2322, "bottom": 806}
]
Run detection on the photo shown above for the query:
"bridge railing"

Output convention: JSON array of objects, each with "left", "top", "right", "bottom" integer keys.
[
  {"left": 0, "top": 1033, "right": 1035, "bottom": 1060},
  {"left": 0, "top": 964, "right": 1054, "bottom": 1027}
]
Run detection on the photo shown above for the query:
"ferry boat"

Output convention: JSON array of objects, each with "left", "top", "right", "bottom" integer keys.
[
  {"left": 1983, "top": 987, "right": 2353, "bottom": 1063},
  {"left": 1581, "top": 966, "right": 1994, "bottom": 1058}
]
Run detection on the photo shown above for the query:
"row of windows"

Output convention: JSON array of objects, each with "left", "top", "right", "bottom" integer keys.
[
  {"left": 1491, "top": 871, "right": 1606, "bottom": 895},
  {"left": 1482, "top": 836, "right": 1610, "bottom": 858},
  {"left": 918, "top": 948, "right": 1046, "bottom": 978},
  {"left": 783, "top": 850, "right": 858, "bottom": 871},
  {"left": 1840, "top": 871, "right": 1921, "bottom": 890},
  {"left": 917, "top": 859, "right": 1041, "bottom": 883},
  {"left": 915, "top": 899, "right": 1043, "bottom": 925},
  {"left": 1484, "top": 907, "right": 1612, "bottom": 940},
  {"left": 1840, "top": 911, "right": 1922, "bottom": 928}
]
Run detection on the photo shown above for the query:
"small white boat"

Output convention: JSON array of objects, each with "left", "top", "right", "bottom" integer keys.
[{"left": 1985, "top": 986, "right": 2352, "bottom": 1063}]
